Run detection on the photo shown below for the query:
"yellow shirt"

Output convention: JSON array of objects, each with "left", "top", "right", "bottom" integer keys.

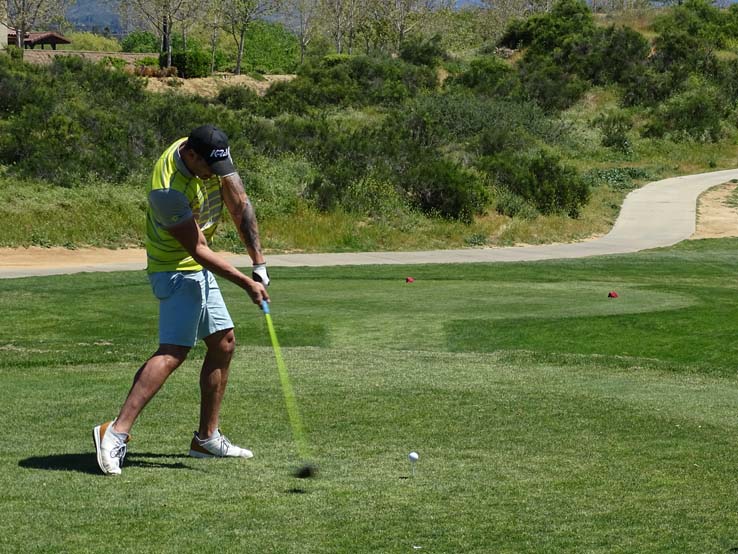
[{"left": 145, "top": 138, "right": 223, "bottom": 272}]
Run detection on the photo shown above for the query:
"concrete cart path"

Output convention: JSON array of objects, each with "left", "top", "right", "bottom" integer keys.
[{"left": 2, "top": 168, "right": 738, "bottom": 278}]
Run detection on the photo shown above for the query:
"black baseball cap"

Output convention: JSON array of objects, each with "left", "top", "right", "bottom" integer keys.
[{"left": 186, "top": 124, "right": 236, "bottom": 176}]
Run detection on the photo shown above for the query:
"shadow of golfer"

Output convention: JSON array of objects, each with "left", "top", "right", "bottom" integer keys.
[{"left": 18, "top": 452, "right": 197, "bottom": 474}]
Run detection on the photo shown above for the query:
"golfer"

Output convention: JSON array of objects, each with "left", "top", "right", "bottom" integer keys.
[{"left": 93, "top": 124, "right": 270, "bottom": 475}]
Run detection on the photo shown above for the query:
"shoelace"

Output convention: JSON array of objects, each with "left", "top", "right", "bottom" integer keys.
[
  {"left": 215, "top": 435, "right": 233, "bottom": 455},
  {"left": 111, "top": 443, "right": 127, "bottom": 465}
]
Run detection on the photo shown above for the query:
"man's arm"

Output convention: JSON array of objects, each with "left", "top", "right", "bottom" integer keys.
[
  {"left": 220, "top": 173, "right": 266, "bottom": 265},
  {"left": 167, "top": 217, "right": 269, "bottom": 306}
]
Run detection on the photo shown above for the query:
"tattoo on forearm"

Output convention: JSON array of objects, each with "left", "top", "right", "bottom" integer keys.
[{"left": 240, "top": 199, "right": 262, "bottom": 254}]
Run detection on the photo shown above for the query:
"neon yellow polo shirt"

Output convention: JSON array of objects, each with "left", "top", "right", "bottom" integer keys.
[{"left": 145, "top": 138, "right": 224, "bottom": 273}]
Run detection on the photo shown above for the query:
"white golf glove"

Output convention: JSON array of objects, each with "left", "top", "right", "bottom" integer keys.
[{"left": 252, "top": 263, "right": 270, "bottom": 287}]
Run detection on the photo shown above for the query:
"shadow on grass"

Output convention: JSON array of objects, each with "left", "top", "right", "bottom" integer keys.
[{"left": 19, "top": 452, "right": 197, "bottom": 474}]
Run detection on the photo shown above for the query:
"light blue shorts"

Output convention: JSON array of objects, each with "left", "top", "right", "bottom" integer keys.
[{"left": 148, "top": 270, "right": 234, "bottom": 347}]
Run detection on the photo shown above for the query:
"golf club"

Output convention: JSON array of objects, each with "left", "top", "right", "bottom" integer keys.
[{"left": 260, "top": 300, "right": 316, "bottom": 478}]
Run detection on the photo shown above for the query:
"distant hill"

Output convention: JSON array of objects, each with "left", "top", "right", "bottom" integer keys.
[{"left": 65, "top": 0, "right": 122, "bottom": 34}]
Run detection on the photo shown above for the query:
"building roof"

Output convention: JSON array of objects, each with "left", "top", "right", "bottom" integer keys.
[{"left": 7, "top": 31, "right": 71, "bottom": 47}]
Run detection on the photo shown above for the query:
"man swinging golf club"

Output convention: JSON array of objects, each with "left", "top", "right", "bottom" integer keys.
[{"left": 93, "top": 124, "right": 270, "bottom": 475}]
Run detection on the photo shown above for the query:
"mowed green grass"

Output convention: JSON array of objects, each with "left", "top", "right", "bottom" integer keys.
[{"left": 2, "top": 239, "right": 738, "bottom": 553}]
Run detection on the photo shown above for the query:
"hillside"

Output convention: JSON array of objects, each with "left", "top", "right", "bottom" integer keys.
[{"left": 65, "top": 0, "right": 122, "bottom": 33}]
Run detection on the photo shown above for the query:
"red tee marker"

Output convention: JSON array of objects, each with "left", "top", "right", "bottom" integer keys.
[{"left": 608, "top": 291, "right": 619, "bottom": 298}]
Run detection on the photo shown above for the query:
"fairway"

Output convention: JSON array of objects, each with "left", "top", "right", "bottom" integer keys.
[{"left": 3, "top": 239, "right": 738, "bottom": 553}]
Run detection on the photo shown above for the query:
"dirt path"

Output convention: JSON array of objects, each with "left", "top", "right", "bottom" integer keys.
[{"left": 692, "top": 182, "right": 738, "bottom": 239}]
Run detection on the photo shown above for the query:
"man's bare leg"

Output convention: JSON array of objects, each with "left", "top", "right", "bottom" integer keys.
[
  {"left": 113, "top": 344, "right": 190, "bottom": 434},
  {"left": 198, "top": 329, "right": 236, "bottom": 439}
]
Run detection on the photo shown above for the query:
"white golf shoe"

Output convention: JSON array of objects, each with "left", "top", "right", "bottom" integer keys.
[
  {"left": 188, "top": 430, "right": 253, "bottom": 459},
  {"left": 93, "top": 420, "right": 129, "bottom": 475}
]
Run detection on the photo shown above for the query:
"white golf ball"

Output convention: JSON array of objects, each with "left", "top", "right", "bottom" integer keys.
[{"left": 408, "top": 451, "right": 419, "bottom": 462}]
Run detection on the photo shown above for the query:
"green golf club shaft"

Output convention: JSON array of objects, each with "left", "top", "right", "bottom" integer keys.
[{"left": 261, "top": 301, "right": 309, "bottom": 461}]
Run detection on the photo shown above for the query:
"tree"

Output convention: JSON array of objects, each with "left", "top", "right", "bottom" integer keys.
[
  {"left": 321, "top": 0, "right": 365, "bottom": 54},
  {"left": 220, "top": 0, "right": 282, "bottom": 74},
  {"left": 362, "top": 0, "right": 451, "bottom": 54},
  {"left": 4, "top": 0, "right": 70, "bottom": 54},
  {"left": 121, "top": 0, "right": 200, "bottom": 67},
  {"left": 283, "top": 0, "right": 319, "bottom": 62}
]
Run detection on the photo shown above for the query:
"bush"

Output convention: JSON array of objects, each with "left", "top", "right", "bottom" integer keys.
[
  {"left": 263, "top": 54, "right": 438, "bottom": 111},
  {"left": 649, "top": 29, "right": 718, "bottom": 84},
  {"left": 587, "top": 25, "right": 650, "bottom": 86},
  {"left": 644, "top": 77, "right": 727, "bottom": 142},
  {"left": 450, "top": 56, "right": 521, "bottom": 98},
  {"left": 582, "top": 167, "right": 652, "bottom": 191},
  {"left": 217, "top": 85, "right": 261, "bottom": 111},
  {"left": 399, "top": 34, "right": 446, "bottom": 67},
  {"left": 121, "top": 31, "right": 159, "bottom": 53},
  {"left": 166, "top": 50, "right": 211, "bottom": 78},
  {"left": 518, "top": 54, "right": 589, "bottom": 112},
  {"left": 341, "top": 177, "right": 410, "bottom": 218},
  {"left": 403, "top": 157, "right": 489, "bottom": 222},
  {"left": 652, "top": 0, "right": 728, "bottom": 50},
  {"left": 61, "top": 31, "right": 122, "bottom": 52},
  {"left": 498, "top": 0, "right": 595, "bottom": 54},
  {"left": 240, "top": 154, "right": 317, "bottom": 219},
  {"left": 493, "top": 188, "right": 539, "bottom": 219},
  {"left": 620, "top": 64, "right": 675, "bottom": 107},
  {"left": 480, "top": 149, "right": 589, "bottom": 217},
  {"left": 241, "top": 20, "right": 299, "bottom": 74},
  {"left": 594, "top": 110, "right": 633, "bottom": 152}
]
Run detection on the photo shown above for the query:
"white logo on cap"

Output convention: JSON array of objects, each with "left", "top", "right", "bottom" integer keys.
[{"left": 210, "top": 147, "right": 230, "bottom": 159}]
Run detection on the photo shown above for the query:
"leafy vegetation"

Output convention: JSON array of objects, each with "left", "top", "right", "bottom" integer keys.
[{"left": 1, "top": 0, "right": 738, "bottom": 250}]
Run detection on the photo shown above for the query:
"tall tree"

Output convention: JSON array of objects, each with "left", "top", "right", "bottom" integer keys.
[
  {"left": 283, "top": 0, "right": 319, "bottom": 62},
  {"left": 221, "top": 0, "right": 282, "bottom": 74},
  {"left": 121, "top": 0, "right": 199, "bottom": 67},
  {"left": 363, "top": 0, "right": 451, "bottom": 53},
  {"left": 4, "top": 0, "right": 70, "bottom": 54},
  {"left": 320, "top": 0, "right": 363, "bottom": 54}
]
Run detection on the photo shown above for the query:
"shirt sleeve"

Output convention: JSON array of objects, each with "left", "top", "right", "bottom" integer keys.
[{"left": 148, "top": 188, "right": 193, "bottom": 228}]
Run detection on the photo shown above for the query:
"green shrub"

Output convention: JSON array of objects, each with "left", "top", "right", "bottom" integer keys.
[
  {"left": 61, "top": 31, "right": 122, "bottom": 52},
  {"left": 387, "top": 92, "right": 564, "bottom": 155},
  {"left": 518, "top": 54, "right": 589, "bottom": 112},
  {"left": 498, "top": 0, "right": 595, "bottom": 54},
  {"left": 594, "top": 110, "right": 633, "bottom": 152},
  {"left": 493, "top": 187, "right": 539, "bottom": 219},
  {"left": 582, "top": 167, "right": 652, "bottom": 191},
  {"left": 399, "top": 34, "right": 446, "bottom": 67},
  {"left": 480, "top": 149, "right": 589, "bottom": 217},
  {"left": 644, "top": 77, "right": 727, "bottom": 142},
  {"left": 403, "top": 157, "right": 488, "bottom": 223},
  {"left": 341, "top": 177, "right": 410, "bottom": 218},
  {"left": 587, "top": 25, "right": 650, "bottom": 86},
  {"left": 0, "top": 57, "right": 157, "bottom": 186},
  {"left": 652, "top": 0, "right": 728, "bottom": 50},
  {"left": 135, "top": 57, "right": 159, "bottom": 68},
  {"left": 240, "top": 154, "right": 317, "bottom": 219},
  {"left": 217, "top": 85, "right": 261, "bottom": 111},
  {"left": 6, "top": 45, "right": 23, "bottom": 60},
  {"left": 99, "top": 56, "right": 127, "bottom": 71},
  {"left": 649, "top": 29, "right": 718, "bottom": 84},
  {"left": 166, "top": 50, "right": 211, "bottom": 78},
  {"left": 620, "top": 65, "right": 676, "bottom": 107},
  {"left": 241, "top": 20, "right": 299, "bottom": 74},
  {"left": 716, "top": 58, "right": 738, "bottom": 103},
  {"left": 263, "top": 54, "right": 437, "bottom": 110},
  {"left": 121, "top": 31, "right": 159, "bottom": 53},
  {"left": 450, "top": 56, "right": 521, "bottom": 98}
]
